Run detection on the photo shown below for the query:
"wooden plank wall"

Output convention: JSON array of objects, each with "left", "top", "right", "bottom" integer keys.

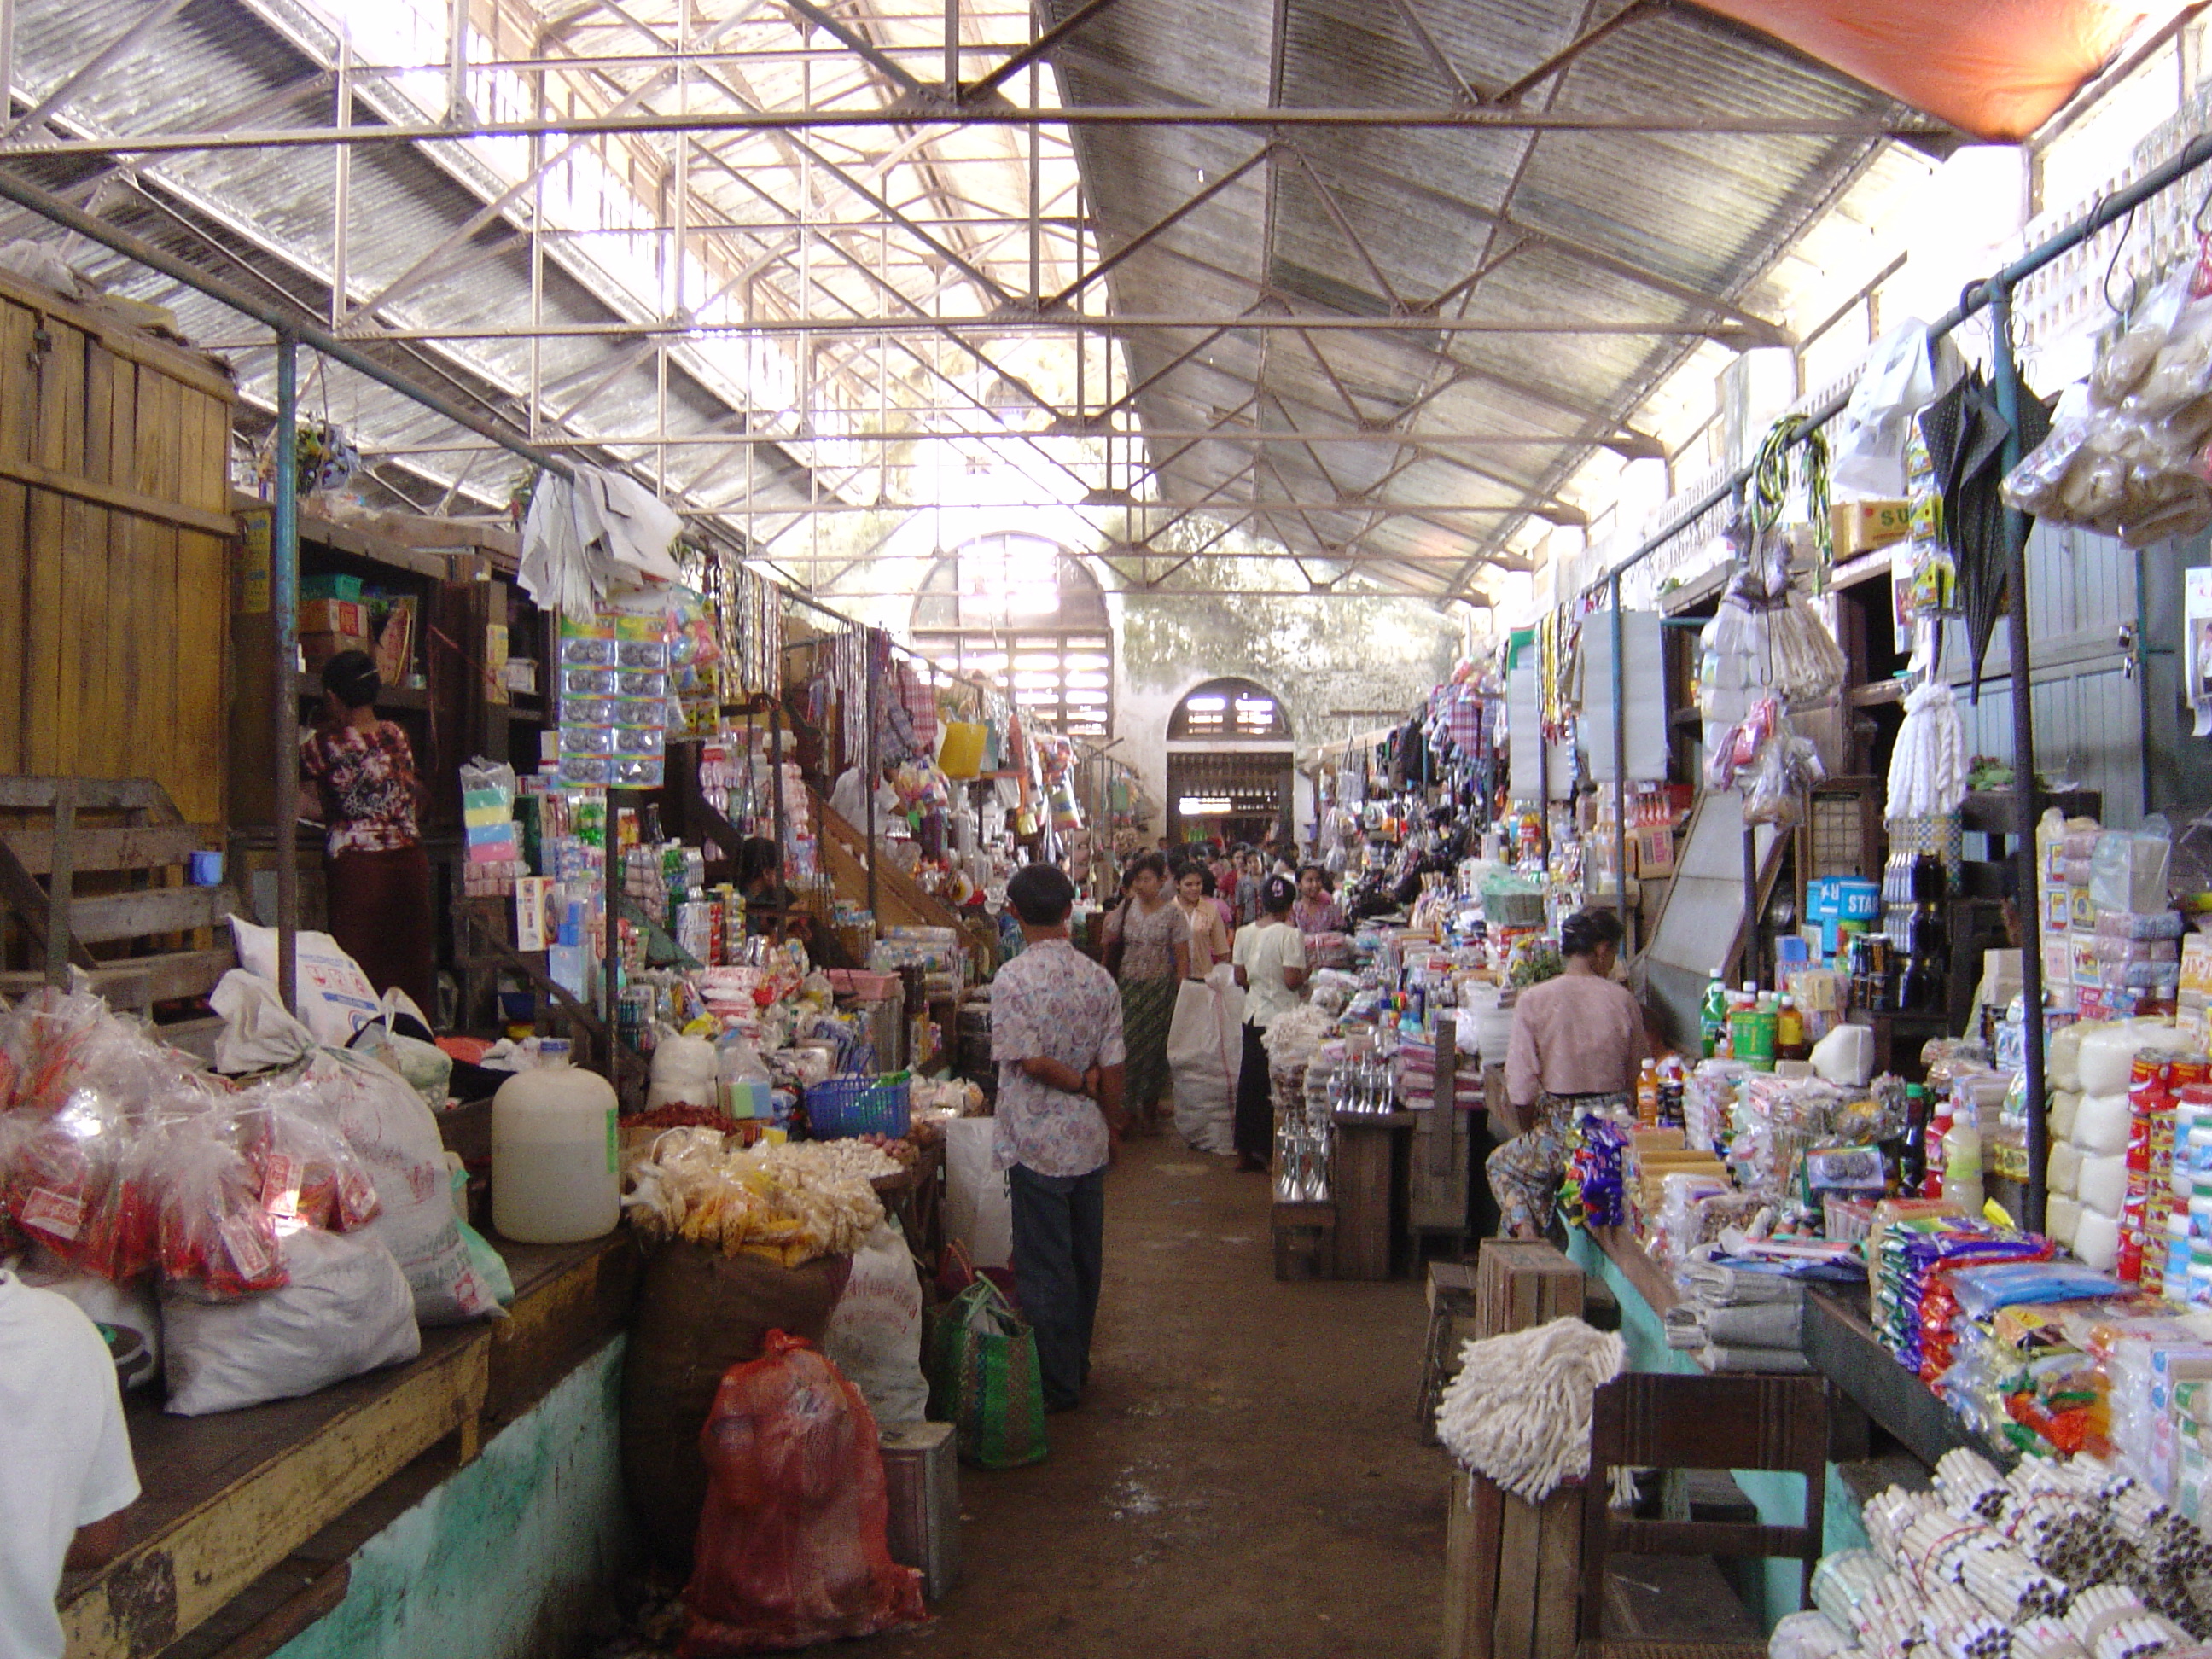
[{"left": 0, "top": 272, "right": 236, "bottom": 827}]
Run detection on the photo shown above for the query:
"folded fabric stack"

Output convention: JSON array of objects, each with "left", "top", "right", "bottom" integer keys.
[
  {"left": 1665, "top": 1253, "right": 1813, "bottom": 1374},
  {"left": 1393, "top": 1036, "right": 1486, "bottom": 1109}
]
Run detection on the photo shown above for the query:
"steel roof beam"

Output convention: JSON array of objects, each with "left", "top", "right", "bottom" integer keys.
[
  {"left": 0, "top": 107, "right": 1952, "bottom": 157},
  {"left": 961, "top": 0, "right": 1138, "bottom": 102}
]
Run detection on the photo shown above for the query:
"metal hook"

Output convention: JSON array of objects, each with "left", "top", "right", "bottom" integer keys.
[{"left": 2103, "top": 196, "right": 2142, "bottom": 317}]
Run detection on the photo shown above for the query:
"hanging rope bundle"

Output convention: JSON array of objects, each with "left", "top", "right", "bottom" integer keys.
[{"left": 1433, "top": 1316, "right": 1624, "bottom": 1502}]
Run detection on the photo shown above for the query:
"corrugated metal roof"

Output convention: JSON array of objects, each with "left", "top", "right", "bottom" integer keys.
[
  {"left": 0, "top": 0, "right": 1944, "bottom": 599},
  {"left": 1051, "top": 0, "right": 1922, "bottom": 593}
]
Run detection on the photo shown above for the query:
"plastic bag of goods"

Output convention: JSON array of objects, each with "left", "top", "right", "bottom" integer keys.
[
  {"left": 2079, "top": 1021, "right": 2197, "bottom": 1097},
  {"left": 679, "top": 1331, "right": 925, "bottom": 1652},
  {"left": 821, "top": 1220, "right": 928, "bottom": 1426},
  {"left": 1167, "top": 966, "right": 1241, "bottom": 1155},
  {"left": 286, "top": 1049, "right": 503, "bottom": 1324},
  {"left": 162, "top": 1225, "right": 421, "bottom": 1415}
]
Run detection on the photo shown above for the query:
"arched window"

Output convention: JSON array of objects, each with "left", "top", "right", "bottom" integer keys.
[
  {"left": 1168, "top": 678, "right": 1290, "bottom": 741},
  {"left": 910, "top": 535, "right": 1113, "bottom": 738}
]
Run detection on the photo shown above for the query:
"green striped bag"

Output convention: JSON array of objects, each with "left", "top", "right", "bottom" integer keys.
[{"left": 928, "top": 1278, "right": 1047, "bottom": 1469}]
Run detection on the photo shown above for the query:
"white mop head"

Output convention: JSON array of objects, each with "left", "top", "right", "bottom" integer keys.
[{"left": 1435, "top": 1315, "right": 1627, "bottom": 1503}]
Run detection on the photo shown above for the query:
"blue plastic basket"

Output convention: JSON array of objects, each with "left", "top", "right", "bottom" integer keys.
[{"left": 804, "top": 1072, "right": 911, "bottom": 1139}]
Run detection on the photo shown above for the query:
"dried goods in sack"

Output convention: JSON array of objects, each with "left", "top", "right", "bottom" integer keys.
[{"left": 679, "top": 1330, "right": 925, "bottom": 1654}]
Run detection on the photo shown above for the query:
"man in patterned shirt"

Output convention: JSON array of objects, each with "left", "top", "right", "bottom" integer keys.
[{"left": 991, "top": 864, "right": 1126, "bottom": 1412}]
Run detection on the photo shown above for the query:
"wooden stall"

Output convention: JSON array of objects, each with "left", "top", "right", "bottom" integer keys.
[{"left": 0, "top": 267, "right": 237, "bottom": 829}]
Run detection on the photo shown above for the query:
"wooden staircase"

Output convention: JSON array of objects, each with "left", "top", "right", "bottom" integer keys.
[
  {"left": 0, "top": 776, "right": 236, "bottom": 1027},
  {"left": 809, "top": 787, "right": 998, "bottom": 975}
]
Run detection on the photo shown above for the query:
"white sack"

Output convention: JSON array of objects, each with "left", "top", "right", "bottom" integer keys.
[
  {"left": 225, "top": 918, "right": 383, "bottom": 1049},
  {"left": 821, "top": 1220, "right": 928, "bottom": 1425},
  {"left": 1167, "top": 966, "right": 1243, "bottom": 1155},
  {"left": 943, "top": 1116, "right": 1011, "bottom": 1271},
  {"left": 211, "top": 969, "right": 502, "bottom": 1325},
  {"left": 163, "top": 1227, "right": 420, "bottom": 1416}
]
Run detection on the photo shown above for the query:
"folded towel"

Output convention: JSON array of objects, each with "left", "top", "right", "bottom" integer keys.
[
  {"left": 1703, "top": 1301, "right": 1803, "bottom": 1348},
  {"left": 1681, "top": 1258, "right": 1807, "bottom": 1307},
  {"left": 1696, "top": 1342, "right": 1814, "bottom": 1375}
]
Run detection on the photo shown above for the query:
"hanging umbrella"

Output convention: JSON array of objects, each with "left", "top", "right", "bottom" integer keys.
[{"left": 1918, "top": 366, "right": 2053, "bottom": 698}]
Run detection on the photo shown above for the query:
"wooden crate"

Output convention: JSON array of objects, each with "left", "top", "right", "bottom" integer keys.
[
  {"left": 1271, "top": 1200, "right": 1336, "bottom": 1280},
  {"left": 1441, "top": 1240, "right": 1589, "bottom": 1659}
]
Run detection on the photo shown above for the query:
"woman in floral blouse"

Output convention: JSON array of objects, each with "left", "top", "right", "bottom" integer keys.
[
  {"left": 1289, "top": 864, "right": 1348, "bottom": 938},
  {"left": 299, "top": 650, "right": 434, "bottom": 1012},
  {"left": 1103, "top": 851, "right": 1190, "bottom": 1136}
]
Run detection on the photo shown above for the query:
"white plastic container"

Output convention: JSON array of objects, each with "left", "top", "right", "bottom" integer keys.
[{"left": 492, "top": 1053, "right": 620, "bottom": 1243}]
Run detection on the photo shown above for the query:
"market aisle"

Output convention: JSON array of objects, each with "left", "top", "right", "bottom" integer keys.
[{"left": 870, "top": 1136, "right": 1447, "bottom": 1659}]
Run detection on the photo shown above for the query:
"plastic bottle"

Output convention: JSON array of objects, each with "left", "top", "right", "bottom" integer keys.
[
  {"left": 1900, "top": 1084, "right": 1929, "bottom": 1194},
  {"left": 492, "top": 1045, "right": 621, "bottom": 1243},
  {"left": 1775, "top": 996, "right": 1805, "bottom": 1062},
  {"left": 1636, "top": 1060, "right": 1659, "bottom": 1128},
  {"left": 1924, "top": 1093, "right": 1955, "bottom": 1200},
  {"left": 1943, "top": 1096, "right": 1984, "bottom": 1216},
  {"left": 1699, "top": 976, "right": 1728, "bottom": 1058}
]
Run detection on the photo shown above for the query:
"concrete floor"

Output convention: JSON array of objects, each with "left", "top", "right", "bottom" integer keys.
[{"left": 867, "top": 1135, "right": 1450, "bottom": 1659}]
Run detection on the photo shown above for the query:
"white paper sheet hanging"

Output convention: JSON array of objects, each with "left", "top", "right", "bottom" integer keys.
[
  {"left": 1507, "top": 661, "right": 1572, "bottom": 801},
  {"left": 1582, "top": 608, "right": 1668, "bottom": 783}
]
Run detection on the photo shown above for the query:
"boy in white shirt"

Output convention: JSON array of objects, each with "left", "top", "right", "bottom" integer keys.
[{"left": 0, "top": 1270, "right": 139, "bottom": 1659}]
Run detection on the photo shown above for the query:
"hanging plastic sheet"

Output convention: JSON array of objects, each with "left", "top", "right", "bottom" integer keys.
[{"left": 1692, "top": 2, "right": 2168, "bottom": 143}]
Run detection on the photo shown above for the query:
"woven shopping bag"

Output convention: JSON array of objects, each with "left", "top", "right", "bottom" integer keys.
[{"left": 928, "top": 1278, "right": 1047, "bottom": 1469}]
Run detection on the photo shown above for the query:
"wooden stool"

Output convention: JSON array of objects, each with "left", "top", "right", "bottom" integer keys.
[{"left": 1415, "top": 1260, "right": 1480, "bottom": 1441}]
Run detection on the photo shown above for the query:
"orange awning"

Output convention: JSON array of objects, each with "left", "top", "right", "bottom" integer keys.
[{"left": 1693, "top": 1, "right": 2175, "bottom": 141}]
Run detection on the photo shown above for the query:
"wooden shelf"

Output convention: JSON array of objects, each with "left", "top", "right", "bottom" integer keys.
[
  {"left": 294, "top": 671, "right": 429, "bottom": 711},
  {"left": 1846, "top": 679, "right": 1907, "bottom": 708}
]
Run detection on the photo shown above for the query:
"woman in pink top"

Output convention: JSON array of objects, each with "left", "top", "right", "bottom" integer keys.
[{"left": 1488, "top": 909, "right": 1648, "bottom": 1238}]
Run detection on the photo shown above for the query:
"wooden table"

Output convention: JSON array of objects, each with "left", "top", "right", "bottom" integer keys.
[{"left": 61, "top": 1234, "right": 639, "bottom": 1659}]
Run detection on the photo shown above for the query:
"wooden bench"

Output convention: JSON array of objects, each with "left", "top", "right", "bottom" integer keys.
[{"left": 59, "top": 1234, "right": 638, "bottom": 1659}]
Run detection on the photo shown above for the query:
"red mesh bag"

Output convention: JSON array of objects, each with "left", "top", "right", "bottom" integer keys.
[{"left": 679, "top": 1330, "right": 925, "bottom": 1655}]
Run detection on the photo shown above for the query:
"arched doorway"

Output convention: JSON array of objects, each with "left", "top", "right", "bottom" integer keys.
[
  {"left": 1166, "top": 678, "right": 1294, "bottom": 849},
  {"left": 908, "top": 534, "right": 1112, "bottom": 739}
]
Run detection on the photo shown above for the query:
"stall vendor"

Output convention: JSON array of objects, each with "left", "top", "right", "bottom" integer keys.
[
  {"left": 1289, "top": 864, "right": 1348, "bottom": 937},
  {"left": 300, "top": 649, "right": 434, "bottom": 1012},
  {"left": 1489, "top": 909, "right": 1649, "bottom": 1239}
]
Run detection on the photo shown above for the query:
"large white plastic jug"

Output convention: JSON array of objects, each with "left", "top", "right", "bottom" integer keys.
[{"left": 492, "top": 1054, "right": 620, "bottom": 1243}]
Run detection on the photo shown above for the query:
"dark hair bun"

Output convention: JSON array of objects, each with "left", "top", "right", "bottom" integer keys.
[
  {"left": 1558, "top": 908, "right": 1624, "bottom": 958},
  {"left": 1261, "top": 874, "right": 1296, "bottom": 914},
  {"left": 319, "top": 649, "right": 381, "bottom": 710}
]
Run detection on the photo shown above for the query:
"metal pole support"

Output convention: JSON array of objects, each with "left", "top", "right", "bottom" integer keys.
[
  {"left": 272, "top": 332, "right": 300, "bottom": 1014},
  {"left": 1989, "top": 277, "right": 2048, "bottom": 1234}
]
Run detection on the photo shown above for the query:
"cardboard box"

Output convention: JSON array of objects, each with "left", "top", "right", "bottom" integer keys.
[
  {"left": 299, "top": 598, "right": 367, "bottom": 636},
  {"left": 1830, "top": 498, "right": 1913, "bottom": 560},
  {"left": 300, "top": 630, "right": 372, "bottom": 671},
  {"left": 374, "top": 596, "right": 416, "bottom": 684},
  {"left": 1633, "top": 824, "right": 1675, "bottom": 876}
]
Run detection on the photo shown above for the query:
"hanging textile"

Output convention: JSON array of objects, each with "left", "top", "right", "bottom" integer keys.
[{"left": 715, "top": 563, "right": 783, "bottom": 700}]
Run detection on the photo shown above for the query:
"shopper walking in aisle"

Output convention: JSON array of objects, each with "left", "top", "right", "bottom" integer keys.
[
  {"left": 0, "top": 1264, "right": 140, "bottom": 1659},
  {"left": 991, "top": 864, "right": 1126, "bottom": 1413},
  {"left": 1489, "top": 909, "right": 1648, "bottom": 1239},
  {"left": 1172, "top": 863, "right": 1232, "bottom": 976},
  {"left": 300, "top": 649, "right": 435, "bottom": 1013},
  {"left": 1289, "top": 864, "right": 1349, "bottom": 938},
  {"left": 1102, "top": 851, "right": 1190, "bottom": 1136},
  {"left": 1231, "top": 874, "right": 1307, "bottom": 1173},
  {"left": 1230, "top": 847, "right": 1264, "bottom": 930}
]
